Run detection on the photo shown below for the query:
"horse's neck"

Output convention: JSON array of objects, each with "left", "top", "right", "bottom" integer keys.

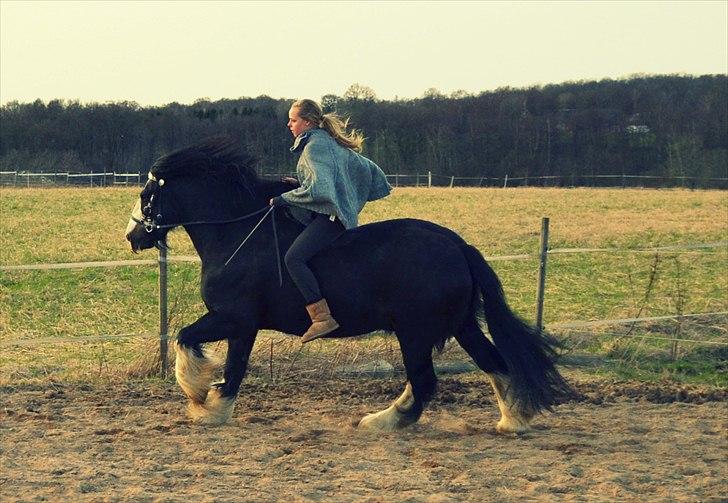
[
  {"left": 182, "top": 205, "right": 259, "bottom": 261},
  {"left": 184, "top": 224, "right": 237, "bottom": 265},
  {"left": 184, "top": 202, "right": 299, "bottom": 272}
]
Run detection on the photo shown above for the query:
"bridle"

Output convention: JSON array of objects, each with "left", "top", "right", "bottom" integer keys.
[
  {"left": 132, "top": 173, "right": 271, "bottom": 232},
  {"left": 132, "top": 172, "right": 283, "bottom": 284},
  {"left": 130, "top": 173, "right": 167, "bottom": 233}
]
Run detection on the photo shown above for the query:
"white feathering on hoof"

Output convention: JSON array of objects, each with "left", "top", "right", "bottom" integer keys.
[
  {"left": 487, "top": 374, "right": 534, "bottom": 434},
  {"left": 187, "top": 387, "right": 235, "bottom": 425},
  {"left": 358, "top": 382, "right": 414, "bottom": 432},
  {"left": 175, "top": 343, "right": 222, "bottom": 404}
]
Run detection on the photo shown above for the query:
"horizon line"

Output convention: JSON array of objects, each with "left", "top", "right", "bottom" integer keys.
[{"left": 2, "top": 72, "right": 726, "bottom": 108}]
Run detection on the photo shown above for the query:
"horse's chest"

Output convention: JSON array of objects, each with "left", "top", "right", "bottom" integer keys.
[{"left": 200, "top": 272, "right": 253, "bottom": 309}]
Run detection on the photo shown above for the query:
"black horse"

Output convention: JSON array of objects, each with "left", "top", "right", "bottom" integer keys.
[{"left": 125, "top": 137, "right": 571, "bottom": 433}]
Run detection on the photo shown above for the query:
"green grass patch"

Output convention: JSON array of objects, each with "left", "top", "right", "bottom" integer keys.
[{"left": 1, "top": 187, "right": 726, "bottom": 386}]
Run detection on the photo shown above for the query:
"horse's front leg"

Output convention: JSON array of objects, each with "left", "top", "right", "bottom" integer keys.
[
  {"left": 174, "top": 312, "right": 245, "bottom": 417},
  {"left": 188, "top": 334, "right": 257, "bottom": 425}
]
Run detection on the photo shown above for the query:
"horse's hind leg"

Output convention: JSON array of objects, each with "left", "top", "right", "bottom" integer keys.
[
  {"left": 358, "top": 331, "right": 437, "bottom": 432},
  {"left": 187, "top": 334, "right": 256, "bottom": 425},
  {"left": 454, "top": 320, "right": 533, "bottom": 434}
]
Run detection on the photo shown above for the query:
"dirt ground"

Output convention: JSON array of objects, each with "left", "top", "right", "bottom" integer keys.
[{"left": 1, "top": 374, "right": 726, "bottom": 503}]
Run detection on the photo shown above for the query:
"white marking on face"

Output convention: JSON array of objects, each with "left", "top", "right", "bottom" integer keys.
[{"left": 125, "top": 199, "right": 143, "bottom": 236}]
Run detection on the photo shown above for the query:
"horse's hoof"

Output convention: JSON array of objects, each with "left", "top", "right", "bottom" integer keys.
[
  {"left": 358, "top": 405, "right": 404, "bottom": 432},
  {"left": 495, "top": 416, "right": 532, "bottom": 435},
  {"left": 187, "top": 388, "right": 235, "bottom": 425}
]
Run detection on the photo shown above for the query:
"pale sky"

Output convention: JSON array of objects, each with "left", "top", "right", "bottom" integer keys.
[{"left": 1, "top": 0, "right": 726, "bottom": 106}]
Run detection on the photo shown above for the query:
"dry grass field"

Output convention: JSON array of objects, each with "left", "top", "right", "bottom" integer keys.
[
  {"left": 2, "top": 186, "right": 726, "bottom": 264},
  {"left": 1, "top": 186, "right": 726, "bottom": 383}
]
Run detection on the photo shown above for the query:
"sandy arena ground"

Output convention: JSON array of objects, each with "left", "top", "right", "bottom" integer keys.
[{"left": 1, "top": 374, "right": 726, "bottom": 502}]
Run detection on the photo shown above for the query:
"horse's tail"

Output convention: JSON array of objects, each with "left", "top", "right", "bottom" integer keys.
[{"left": 461, "top": 244, "right": 572, "bottom": 414}]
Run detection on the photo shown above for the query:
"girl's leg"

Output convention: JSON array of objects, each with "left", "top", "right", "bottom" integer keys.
[
  {"left": 284, "top": 213, "right": 345, "bottom": 342},
  {"left": 284, "top": 213, "right": 345, "bottom": 304}
]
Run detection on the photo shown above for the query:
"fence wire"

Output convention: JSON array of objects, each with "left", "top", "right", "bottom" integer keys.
[{"left": 2, "top": 242, "right": 725, "bottom": 348}]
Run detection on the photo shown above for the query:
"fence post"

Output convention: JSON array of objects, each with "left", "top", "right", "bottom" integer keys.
[
  {"left": 449, "top": 176, "right": 454, "bottom": 188},
  {"left": 428, "top": 171, "right": 432, "bottom": 188},
  {"left": 503, "top": 174, "right": 509, "bottom": 188},
  {"left": 536, "top": 217, "right": 550, "bottom": 330},
  {"left": 158, "top": 245, "right": 169, "bottom": 378}
]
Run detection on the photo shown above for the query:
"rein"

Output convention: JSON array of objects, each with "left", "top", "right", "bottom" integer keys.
[
  {"left": 224, "top": 206, "right": 283, "bottom": 287},
  {"left": 152, "top": 206, "right": 271, "bottom": 231},
  {"left": 133, "top": 205, "right": 284, "bottom": 287}
]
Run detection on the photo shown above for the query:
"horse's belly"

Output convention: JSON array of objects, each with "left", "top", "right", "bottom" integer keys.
[{"left": 317, "top": 235, "right": 472, "bottom": 324}]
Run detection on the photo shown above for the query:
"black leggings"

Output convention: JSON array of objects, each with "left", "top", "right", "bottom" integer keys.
[{"left": 284, "top": 213, "right": 345, "bottom": 304}]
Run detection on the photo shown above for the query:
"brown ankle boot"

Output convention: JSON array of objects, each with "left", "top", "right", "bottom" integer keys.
[{"left": 301, "top": 298, "right": 339, "bottom": 343}]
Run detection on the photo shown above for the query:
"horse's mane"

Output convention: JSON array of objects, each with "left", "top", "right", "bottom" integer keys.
[{"left": 150, "top": 136, "right": 260, "bottom": 186}]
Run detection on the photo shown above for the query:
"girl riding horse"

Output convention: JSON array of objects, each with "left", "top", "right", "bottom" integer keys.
[{"left": 270, "top": 99, "right": 392, "bottom": 343}]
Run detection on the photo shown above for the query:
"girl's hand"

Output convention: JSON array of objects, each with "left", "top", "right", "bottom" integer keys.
[{"left": 269, "top": 197, "right": 288, "bottom": 207}]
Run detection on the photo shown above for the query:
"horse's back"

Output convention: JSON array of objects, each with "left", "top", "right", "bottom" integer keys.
[
  {"left": 312, "top": 218, "right": 474, "bottom": 329},
  {"left": 326, "top": 218, "right": 469, "bottom": 270}
]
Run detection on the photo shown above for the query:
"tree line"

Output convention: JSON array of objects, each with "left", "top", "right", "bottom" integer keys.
[{"left": 1, "top": 74, "right": 726, "bottom": 186}]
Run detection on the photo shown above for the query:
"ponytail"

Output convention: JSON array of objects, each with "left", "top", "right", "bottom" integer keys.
[
  {"left": 292, "top": 99, "right": 365, "bottom": 152},
  {"left": 319, "top": 113, "right": 365, "bottom": 152}
]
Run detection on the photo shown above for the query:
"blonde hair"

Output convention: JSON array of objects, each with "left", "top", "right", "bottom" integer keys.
[{"left": 292, "top": 99, "right": 364, "bottom": 152}]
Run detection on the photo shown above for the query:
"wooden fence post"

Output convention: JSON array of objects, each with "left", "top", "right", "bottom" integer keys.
[
  {"left": 449, "top": 176, "right": 455, "bottom": 188},
  {"left": 503, "top": 174, "right": 509, "bottom": 188},
  {"left": 428, "top": 171, "right": 432, "bottom": 187},
  {"left": 536, "top": 217, "right": 550, "bottom": 330},
  {"left": 158, "top": 245, "right": 169, "bottom": 378}
]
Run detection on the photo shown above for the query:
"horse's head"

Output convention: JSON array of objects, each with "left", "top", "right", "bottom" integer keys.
[
  {"left": 125, "top": 136, "right": 261, "bottom": 253},
  {"left": 125, "top": 172, "right": 174, "bottom": 252}
]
